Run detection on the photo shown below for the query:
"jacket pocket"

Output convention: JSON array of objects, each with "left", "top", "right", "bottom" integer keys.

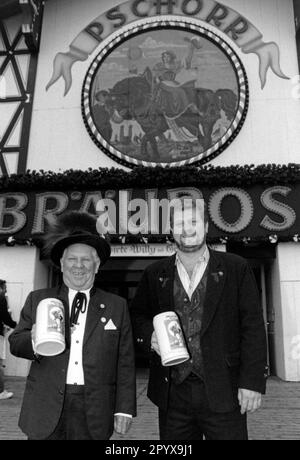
[
  {"left": 225, "top": 351, "right": 240, "bottom": 367},
  {"left": 103, "top": 330, "right": 120, "bottom": 346},
  {"left": 104, "top": 330, "right": 119, "bottom": 337}
]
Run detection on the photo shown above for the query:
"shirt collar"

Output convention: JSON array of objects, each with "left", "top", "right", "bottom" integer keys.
[
  {"left": 175, "top": 245, "right": 210, "bottom": 266},
  {"left": 68, "top": 288, "right": 91, "bottom": 296}
]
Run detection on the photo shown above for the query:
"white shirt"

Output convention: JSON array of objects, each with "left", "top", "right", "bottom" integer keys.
[
  {"left": 66, "top": 288, "right": 90, "bottom": 385},
  {"left": 66, "top": 288, "right": 132, "bottom": 419},
  {"left": 175, "top": 246, "right": 210, "bottom": 300}
]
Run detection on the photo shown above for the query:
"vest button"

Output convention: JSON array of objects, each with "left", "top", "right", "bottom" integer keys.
[
  {"left": 184, "top": 298, "right": 189, "bottom": 303},
  {"left": 164, "top": 377, "right": 168, "bottom": 383}
]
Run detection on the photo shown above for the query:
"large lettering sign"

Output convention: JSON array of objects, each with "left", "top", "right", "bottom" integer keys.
[
  {"left": 46, "top": 0, "right": 289, "bottom": 96},
  {"left": 0, "top": 186, "right": 299, "bottom": 244}
]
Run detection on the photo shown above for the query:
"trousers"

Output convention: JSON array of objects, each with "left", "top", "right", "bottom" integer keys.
[
  {"left": 159, "top": 374, "right": 248, "bottom": 440},
  {"left": 28, "top": 385, "right": 93, "bottom": 440}
]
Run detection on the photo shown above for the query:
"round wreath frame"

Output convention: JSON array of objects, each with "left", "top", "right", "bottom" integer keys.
[{"left": 82, "top": 18, "right": 249, "bottom": 168}]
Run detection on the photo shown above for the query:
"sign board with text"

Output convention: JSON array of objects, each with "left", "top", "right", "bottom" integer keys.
[{"left": 0, "top": 185, "right": 299, "bottom": 244}]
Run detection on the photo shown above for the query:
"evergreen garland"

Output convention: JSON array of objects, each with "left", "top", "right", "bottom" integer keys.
[{"left": 0, "top": 164, "right": 299, "bottom": 192}]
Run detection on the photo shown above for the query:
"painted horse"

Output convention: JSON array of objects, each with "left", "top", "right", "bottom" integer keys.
[{"left": 108, "top": 68, "right": 237, "bottom": 159}]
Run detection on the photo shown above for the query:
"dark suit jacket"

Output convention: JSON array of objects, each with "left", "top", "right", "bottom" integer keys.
[
  {"left": 0, "top": 295, "right": 16, "bottom": 336},
  {"left": 130, "top": 250, "right": 268, "bottom": 413},
  {"left": 9, "top": 284, "right": 136, "bottom": 440}
]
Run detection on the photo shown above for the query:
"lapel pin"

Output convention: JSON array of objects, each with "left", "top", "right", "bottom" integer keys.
[
  {"left": 159, "top": 276, "right": 169, "bottom": 288},
  {"left": 211, "top": 272, "right": 224, "bottom": 283}
]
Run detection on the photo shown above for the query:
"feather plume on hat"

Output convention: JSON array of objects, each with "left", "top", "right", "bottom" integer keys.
[{"left": 44, "top": 211, "right": 111, "bottom": 267}]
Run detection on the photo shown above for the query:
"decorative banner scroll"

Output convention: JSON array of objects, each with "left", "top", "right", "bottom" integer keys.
[{"left": 46, "top": 0, "right": 289, "bottom": 96}]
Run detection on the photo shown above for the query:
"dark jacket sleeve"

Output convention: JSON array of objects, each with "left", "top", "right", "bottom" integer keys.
[
  {"left": 115, "top": 299, "right": 137, "bottom": 417},
  {"left": 237, "top": 261, "right": 268, "bottom": 394},
  {"left": 130, "top": 269, "right": 156, "bottom": 356},
  {"left": 0, "top": 297, "right": 17, "bottom": 329},
  {"left": 8, "top": 292, "right": 36, "bottom": 361}
]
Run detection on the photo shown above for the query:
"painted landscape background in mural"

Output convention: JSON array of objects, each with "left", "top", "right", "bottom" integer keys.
[{"left": 91, "top": 29, "right": 239, "bottom": 163}]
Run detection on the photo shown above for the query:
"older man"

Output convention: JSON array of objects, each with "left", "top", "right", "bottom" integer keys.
[
  {"left": 131, "top": 195, "right": 267, "bottom": 440},
  {"left": 9, "top": 211, "right": 136, "bottom": 440}
]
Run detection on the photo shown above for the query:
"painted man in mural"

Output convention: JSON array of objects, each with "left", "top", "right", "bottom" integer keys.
[
  {"left": 9, "top": 211, "right": 136, "bottom": 440},
  {"left": 101, "top": 29, "right": 240, "bottom": 162},
  {"left": 93, "top": 90, "right": 113, "bottom": 142},
  {"left": 152, "top": 38, "right": 202, "bottom": 120},
  {"left": 131, "top": 195, "right": 268, "bottom": 440}
]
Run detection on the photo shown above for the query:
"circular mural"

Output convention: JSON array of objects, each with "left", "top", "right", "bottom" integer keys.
[{"left": 82, "top": 19, "right": 249, "bottom": 168}]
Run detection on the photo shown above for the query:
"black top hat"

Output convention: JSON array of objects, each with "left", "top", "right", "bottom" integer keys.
[{"left": 45, "top": 211, "right": 111, "bottom": 268}]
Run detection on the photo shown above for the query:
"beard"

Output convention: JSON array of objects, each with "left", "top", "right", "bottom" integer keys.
[{"left": 174, "top": 235, "right": 206, "bottom": 253}]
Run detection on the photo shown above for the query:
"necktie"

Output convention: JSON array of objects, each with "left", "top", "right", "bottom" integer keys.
[{"left": 70, "top": 292, "right": 87, "bottom": 326}]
